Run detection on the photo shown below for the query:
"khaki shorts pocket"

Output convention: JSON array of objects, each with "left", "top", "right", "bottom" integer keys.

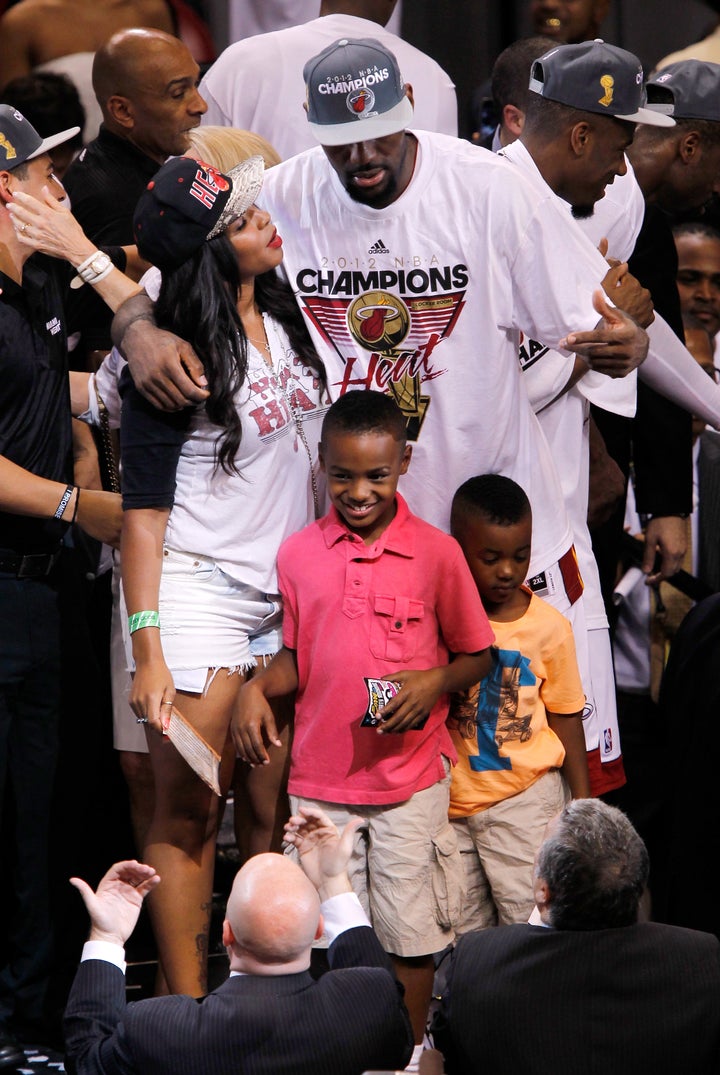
[{"left": 431, "top": 824, "right": 465, "bottom": 930}]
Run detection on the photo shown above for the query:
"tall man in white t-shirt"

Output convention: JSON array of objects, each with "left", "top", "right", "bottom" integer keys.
[
  {"left": 243, "top": 38, "right": 652, "bottom": 800},
  {"left": 113, "top": 48, "right": 651, "bottom": 733},
  {"left": 114, "top": 34, "right": 647, "bottom": 569}
]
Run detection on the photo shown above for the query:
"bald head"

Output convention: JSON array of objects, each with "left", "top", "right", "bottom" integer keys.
[
  {"left": 94, "top": 28, "right": 181, "bottom": 102},
  {"left": 93, "top": 28, "right": 206, "bottom": 162},
  {"left": 223, "top": 854, "right": 322, "bottom": 975}
]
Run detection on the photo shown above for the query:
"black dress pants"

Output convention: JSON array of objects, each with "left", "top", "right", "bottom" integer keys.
[{"left": 0, "top": 568, "right": 60, "bottom": 1031}]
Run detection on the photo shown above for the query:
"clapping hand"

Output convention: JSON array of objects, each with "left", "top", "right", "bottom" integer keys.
[
  {"left": 70, "top": 860, "right": 160, "bottom": 948},
  {"left": 284, "top": 805, "right": 365, "bottom": 902}
]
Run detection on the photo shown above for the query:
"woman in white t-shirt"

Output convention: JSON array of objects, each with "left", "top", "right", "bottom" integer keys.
[{"left": 120, "top": 153, "right": 327, "bottom": 996}]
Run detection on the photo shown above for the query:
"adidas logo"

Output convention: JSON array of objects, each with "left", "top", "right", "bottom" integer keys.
[{"left": 368, "top": 238, "right": 389, "bottom": 254}]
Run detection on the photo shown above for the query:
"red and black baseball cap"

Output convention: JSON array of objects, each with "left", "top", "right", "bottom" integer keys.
[{"left": 133, "top": 154, "right": 265, "bottom": 272}]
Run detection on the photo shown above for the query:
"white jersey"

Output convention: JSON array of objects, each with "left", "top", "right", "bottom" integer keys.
[
  {"left": 497, "top": 140, "right": 647, "bottom": 777},
  {"left": 123, "top": 315, "right": 327, "bottom": 594},
  {"left": 199, "top": 13, "right": 457, "bottom": 160},
  {"left": 500, "top": 140, "right": 641, "bottom": 630},
  {"left": 225, "top": 1, "right": 402, "bottom": 41},
  {"left": 583, "top": 152, "right": 646, "bottom": 263},
  {"left": 259, "top": 131, "right": 614, "bottom": 577}
]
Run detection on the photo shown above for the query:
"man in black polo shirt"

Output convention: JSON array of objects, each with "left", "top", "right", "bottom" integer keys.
[
  {"left": 0, "top": 104, "right": 129, "bottom": 1070},
  {"left": 63, "top": 27, "right": 207, "bottom": 363}
]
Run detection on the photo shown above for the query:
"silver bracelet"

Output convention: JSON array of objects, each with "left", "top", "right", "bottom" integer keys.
[{"left": 89, "top": 262, "right": 114, "bottom": 286}]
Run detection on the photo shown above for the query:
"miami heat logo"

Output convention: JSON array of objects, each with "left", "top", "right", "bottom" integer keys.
[
  {"left": 348, "top": 291, "right": 410, "bottom": 351},
  {"left": 347, "top": 87, "right": 376, "bottom": 117},
  {"left": 194, "top": 160, "right": 230, "bottom": 192},
  {"left": 188, "top": 160, "right": 230, "bottom": 211},
  {"left": 598, "top": 74, "right": 614, "bottom": 107},
  {"left": 298, "top": 272, "right": 467, "bottom": 443},
  {"left": 347, "top": 291, "right": 429, "bottom": 435}
]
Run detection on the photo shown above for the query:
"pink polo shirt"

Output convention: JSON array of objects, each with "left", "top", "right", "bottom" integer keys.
[{"left": 277, "top": 495, "right": 494, "bottom": 805}]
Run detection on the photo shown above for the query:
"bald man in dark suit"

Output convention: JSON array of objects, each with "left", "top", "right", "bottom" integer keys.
[{"left": 63, "top": 807, "right": 413, "bottom": 1075}]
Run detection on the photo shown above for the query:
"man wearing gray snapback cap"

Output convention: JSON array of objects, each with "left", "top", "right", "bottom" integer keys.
[
  {"left": 505, "top": 48, "right": 720, "bottom": 912},
  {"left": 498, "top": 39, "right": 696, "bottom": 805},
  {"left": 637, "top": 59, "right": 720, "bottom": 211}
]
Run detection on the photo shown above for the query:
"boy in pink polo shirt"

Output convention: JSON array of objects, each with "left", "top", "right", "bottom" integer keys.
[{"left": 233, "top": 390, "right": 493, "bottom": 1057}]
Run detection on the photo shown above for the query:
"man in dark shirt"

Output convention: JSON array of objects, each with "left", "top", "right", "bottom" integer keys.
[
  {"left": 434, "top": 797, "right": 720, "bottom": 1075},
  {"left": 593, "top": 59, "right": 720, "bottom": 611},
  {"left": 0, "top": 104, "right": 125, "bottom": 1069},
  {"left": 63, "top": 27, "right": 207, "bottom": 360}
]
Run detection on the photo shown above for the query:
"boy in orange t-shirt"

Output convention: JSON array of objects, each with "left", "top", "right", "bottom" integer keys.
[{"left": 448, "top": 474, "right": 590, "bottom": 931}]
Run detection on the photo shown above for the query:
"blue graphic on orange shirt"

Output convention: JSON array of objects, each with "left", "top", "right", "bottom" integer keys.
[{"left": 469, "top": 647, "right": 536, "bottom": 772}]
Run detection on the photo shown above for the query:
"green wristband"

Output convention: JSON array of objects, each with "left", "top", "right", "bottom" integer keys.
[{"left": 128, "top": 610, "right": 160, "bottom": 634}]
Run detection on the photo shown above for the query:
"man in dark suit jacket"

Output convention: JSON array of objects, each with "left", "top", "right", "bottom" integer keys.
[
  {"left": 659, "top": 592, "right": 720, "bottom": 940},
  {"left": 63, "top": 806, "right": 413, "bottom": 1075},
  {"left": 433, "top": 798, "right": 720, "bottom": 1075}
]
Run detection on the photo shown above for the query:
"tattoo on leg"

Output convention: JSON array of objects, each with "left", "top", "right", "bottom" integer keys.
[{"left": 194, "top": 899, "right": 212, "bottom": 992}]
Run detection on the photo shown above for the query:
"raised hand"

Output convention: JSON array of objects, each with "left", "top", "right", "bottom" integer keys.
[
  {"left": 560, "top": 288, "right": 649, "bottom": 378},
  {"left": 284, "top": 805, "right": 365, "bottom": 901},
  {"left": 70, "top": 860, "right": 160, "bottom": 947}
]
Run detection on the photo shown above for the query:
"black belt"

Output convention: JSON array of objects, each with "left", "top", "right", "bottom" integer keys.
[{"left": 0, "top": 549, "right": 62, "bottom": 578}]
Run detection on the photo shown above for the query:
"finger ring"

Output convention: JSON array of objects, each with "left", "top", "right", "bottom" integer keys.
[
  {"left": 19, "top": 223, "right": 27, "bottom": 233},
  {"left": 160, "top": 700, "right": 174, "bottom": 708},
  {"left": 136, "top": 716, "right": 149, "bottom": 724}
]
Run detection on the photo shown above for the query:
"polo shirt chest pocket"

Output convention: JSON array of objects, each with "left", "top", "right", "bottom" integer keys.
[{"left": 370, "top": 595, "right": 425, "bottom": 663}]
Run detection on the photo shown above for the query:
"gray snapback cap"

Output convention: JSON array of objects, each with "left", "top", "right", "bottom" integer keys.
[
  {"left": 303, "top": 37, "right": 414, "bottom": 146},
  {"left": 646, "top": 60, "right": 720, "bottom": 122},
  {"left": 529, "top": 40, "right": 675, "bottom": 126},
  {"left": 0, "top": 104, "right": 80, "bottom": 170}
]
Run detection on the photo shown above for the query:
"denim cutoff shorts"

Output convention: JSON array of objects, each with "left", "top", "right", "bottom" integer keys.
[{"left": 123, "top": 545, "right": 282, "bottom": 694}]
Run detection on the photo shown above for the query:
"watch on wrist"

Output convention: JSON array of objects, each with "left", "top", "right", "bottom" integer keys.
[
  {"left": 87, "top": 252, "right": 111, "bottom": 276},
  {"left": 70, "top": 251, "right": 113, "bottom": 289}
]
